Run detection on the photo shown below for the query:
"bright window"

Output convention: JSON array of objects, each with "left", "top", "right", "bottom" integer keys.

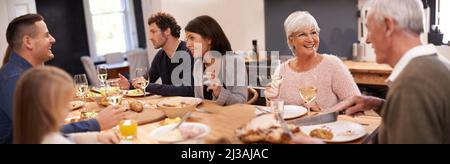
[
  {"left": 83, "top": 0, "right": 138, "bottom": 61},
  {"left": 440, "top": 0, "right": 450, "bottom": 44}
]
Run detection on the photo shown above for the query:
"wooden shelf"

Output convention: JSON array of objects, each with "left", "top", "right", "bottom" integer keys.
[{"left": 343, "top": 61, "right": 392, "bottom": 86}]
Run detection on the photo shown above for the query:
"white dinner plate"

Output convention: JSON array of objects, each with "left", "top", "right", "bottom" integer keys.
[
  {"left": 158, "top": 97, "right": 203, "bottom": 107},
  {"left": 300, "top": 121, "right": 367, "bottom": 143},
  {"left": 149, "top": 122, "right": 210, "bottom": 144},
  {"left": 125, "top": 89, "right": 151, "bottom": 97},
  {"left": 255, "top": 105, "right": 307, "bottom": 120}
]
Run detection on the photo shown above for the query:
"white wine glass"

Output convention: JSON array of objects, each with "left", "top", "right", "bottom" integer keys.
[
  {"left": 270, "top": 99, "right": 285, "bottom": 121},
  {"left": 97, "top": 65, "right": 108, "bottom": 87},
  {"left": 74, "top": 74, "right": 89, "bottom": 101},
  {"left": 135, "top": 68, "right": 150, "bottom": 97},
  {"left": 106, "top": 79, "right": 123, "bottom": 106},
  {"left": 74, "top": 74, "right": 89, "bottom": 115},
  {"left": 299, "top": 86, "right": 317, "bottom": 115},
  {"left": 270, "top": 59, "right": 283, "bottom": 99},
  {"left": 271, "top": 59, "right": 282, "bottom": 71},
  {"left": 271, "top": 75, "right": 283, "bottom": 99}
]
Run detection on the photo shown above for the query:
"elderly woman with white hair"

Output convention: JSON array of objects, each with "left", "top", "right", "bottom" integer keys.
[{"left": 265, "top": 11, "right": 360, "bottom": 112}]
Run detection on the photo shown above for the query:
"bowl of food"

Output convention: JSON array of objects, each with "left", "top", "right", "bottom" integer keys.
[
  {"left": 69, "top": 100, "right": 85, "bottom": 111},
  {"left": 157, "top": 97, "right": 202, "bottom": 118},
  {"left": 64, "top": 116, "right": 81, "bottom": 124},
  {"left": 86, "top": 92, "right": 109, "bottom": 106},
  {"left": 160, "top": 117, "right": 182, "bottom": 126},
  {"left": 80, "top": 111, "right": 98, "bottom": 121},
  {"left": 149, "top": 122, "right": 210, "bottom": 144},
  {"left": 91, "top": 94, "right": 110, "bottom": 107},
  {"left": 91, "top": 87, "right": 121, "bottom": 95},
  {"left": 125, "top": 89, "right": 150, "bottom": 97}
]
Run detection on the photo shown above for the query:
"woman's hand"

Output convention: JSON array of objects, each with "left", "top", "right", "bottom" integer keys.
[
  {"left": 97, "top": 131, "right": 120, "bottom": 144},
  {"left": 304, "top": 101, "right": 321, "bottom": 112},
  {"left": 207, "top": 83, "right": 222, "bottom": 97},
  {"left": 264, "top": 82, "right": 280, "bottom": 100},
  {"left": 204, "top": 70, "right": 222, "bottom": 97}
]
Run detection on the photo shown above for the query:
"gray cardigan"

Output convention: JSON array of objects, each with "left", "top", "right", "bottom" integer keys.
[
  {"left": 193, "top": 55, "right": 248, "bottom": 106},
  {"left": 377, "top": 54, "right": 450, "bottom": 144}
]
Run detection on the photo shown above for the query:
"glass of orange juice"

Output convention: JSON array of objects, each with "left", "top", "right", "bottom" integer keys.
[{"left": 119, "top": 119, "right": 138, "bottom": 141}]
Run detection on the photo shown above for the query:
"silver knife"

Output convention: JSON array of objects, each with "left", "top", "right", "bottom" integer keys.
[
  {"left": 254, "top": 106, "right": 270, "bottom": 114},
  {"left": 293, "top": 111, "right": 344, "bottom": 126}
]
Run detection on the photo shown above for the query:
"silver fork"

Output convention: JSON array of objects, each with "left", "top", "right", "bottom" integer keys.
[
  {"left": 171, "top": 112, "right": 192, "bottom": 131},
  {"left": 276, "top": 113, "right": 294, "bottom": 141}
]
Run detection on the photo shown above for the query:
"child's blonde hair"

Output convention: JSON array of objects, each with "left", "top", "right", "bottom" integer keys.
[{"left": 13, "top": 66, "right": 75, "bottom": 144}]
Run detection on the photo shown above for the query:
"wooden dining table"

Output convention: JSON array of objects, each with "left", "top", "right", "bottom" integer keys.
[{"left": 70, "top": 95, "right": 381, "bottom": 144}]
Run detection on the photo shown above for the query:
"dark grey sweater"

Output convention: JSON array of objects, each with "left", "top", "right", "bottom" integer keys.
[{"left": 146, "top": 41, "right": 195, "bottom": 97}]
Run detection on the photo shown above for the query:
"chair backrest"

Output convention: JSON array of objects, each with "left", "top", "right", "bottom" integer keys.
[
  {"left": 104, "top": 52, "right": 125, "bottom": 64},
  {"left": 80, "top": 56, "right": 101, "bottom": 87},
  {"left": 247, "top": 87, "right": 259, "bottom": 105},
  {"left": 127, "top": 48, "right": 149, "bottom": 79}
]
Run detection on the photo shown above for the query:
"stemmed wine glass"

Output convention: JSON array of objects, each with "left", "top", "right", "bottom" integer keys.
[
  {"left": 106, "top": 79, "right": 123, "bottom": 106},
  {"left": 134, "top": 67, "right": 150, "bottom": 97},
  {"left": 97, "top": 65, "right": 108, "bottom": 88},
  {"left": 270, "top": 59, "right": 283, "bottom": 99},
  {"left": 74, "top": 74, "right": 89, "bottom": 101},
  {"left": 74, "top": 74, "right": 89, "bottom": 115},
  {"left": 299, "top": 86, "right": 317, "bottom": 115}
]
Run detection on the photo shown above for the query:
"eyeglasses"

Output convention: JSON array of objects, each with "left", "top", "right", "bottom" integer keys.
[{"left": 290, "top": 31, "right": 319, "bottom": 40}]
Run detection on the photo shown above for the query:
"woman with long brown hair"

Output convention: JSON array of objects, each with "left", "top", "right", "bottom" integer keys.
[
  {"left": 185, "top": 15, "right": 247, "bottom": 106},
  {"left": 13, "top": 66, "right": 119, "bottom": 144}
]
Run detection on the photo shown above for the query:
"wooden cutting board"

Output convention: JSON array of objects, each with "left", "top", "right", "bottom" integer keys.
[
  {"left": 125, "top": 108, "right": 166, "bottom": 125},
  {"left": 68, "top": 99, "right": 167, "bottom": 126}
]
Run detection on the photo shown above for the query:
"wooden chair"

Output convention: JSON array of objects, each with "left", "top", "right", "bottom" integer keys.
[
  {"left": 127, "top": 48, "right": 149, "bottom": 79},
  {"left": 80, "top": 56, "right": 101, "bottom": 87},
  {"left": 247, "top": 87, "right": 259, "bottom": 105}
]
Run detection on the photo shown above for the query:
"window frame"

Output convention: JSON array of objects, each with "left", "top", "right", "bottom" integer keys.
[
  {"left": 438, "top": 0, "right": 450, "bottom": 44},
  {"left": 83, "top": 0, "right": 139, "bottom": 62}
]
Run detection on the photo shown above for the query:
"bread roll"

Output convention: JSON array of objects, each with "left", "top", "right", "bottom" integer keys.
[{"left": 130, "top": 101, "right": 144, "bottom": 113}]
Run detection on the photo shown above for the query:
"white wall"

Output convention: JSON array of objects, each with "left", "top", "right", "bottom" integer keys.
[
  {"left": 141, "top": 0, "right": 161, "bottom": 63},
  {"left": 357, "top": 0, "right": 430, "bottom": 62},
  {"left": 0, "top": 0, "right": 9, "bottom": 67},
  {"left": 141, "top": 0, "right": 265, "bottom": 62},
  {"left": 0, "top": 0, "right": 37, "bottom": 67},
  {"left": 437, "top": 46, "right": 450, "bottom": 61}
]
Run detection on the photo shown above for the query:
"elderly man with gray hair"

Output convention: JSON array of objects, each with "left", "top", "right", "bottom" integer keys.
[{"left": 334, "top": 0, "right": 450, "bottom": 144}]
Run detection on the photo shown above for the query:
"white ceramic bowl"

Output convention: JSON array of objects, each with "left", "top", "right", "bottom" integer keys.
[
  {"left": 157, "top": 97, "right": 202, "bottom": 118},
  {"left": 149, "top": 122, "right": 210, "bottom": 144}
]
